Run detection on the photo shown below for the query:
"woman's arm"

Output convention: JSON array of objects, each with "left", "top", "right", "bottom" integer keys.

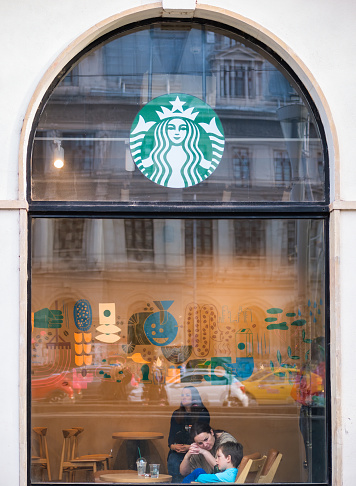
[{"left": 179, "top": 450, "right": 193, "bottom": 476}]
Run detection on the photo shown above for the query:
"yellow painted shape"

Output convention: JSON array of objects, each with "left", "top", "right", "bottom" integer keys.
[
  {"left": 83, "top": 332, "right": 92, "bottom": 343},
  {"left": 75, "top": 344, "right": 83, "bottom": 354},
  {"left": 83, "top": 343, "right": 91, "bottom": 354},
  {"left": 74, "top": 332, "right": 83, "bottom": 343}
]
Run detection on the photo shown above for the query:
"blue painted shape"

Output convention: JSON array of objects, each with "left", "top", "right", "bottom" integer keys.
[
  {"left": 144, "top": 302, "right": 178, "bottom": 346},
  {"left": 154, "top": 300, "right": 174, "bottom": 310},
  {"left": 226, "top": 357, "right": 254, "bottom": 381},
  {"left": 73, "top": 299, "right": 92, "bottom": 331}
]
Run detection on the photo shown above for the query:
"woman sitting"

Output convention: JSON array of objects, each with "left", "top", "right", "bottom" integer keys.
[
  {"left": 179, "top": 423, "right": 238, "bottom": 478},
  {"left": 168, "top": 386, "right": 210, "bottom": 483}
]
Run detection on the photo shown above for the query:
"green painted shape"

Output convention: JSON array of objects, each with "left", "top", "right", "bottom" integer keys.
[
  {"left": 267, "top": 322, "right": 288, "bottom": 330},
  {"left": 287, "top": 346, "right": 292, "bottom": 358},
  {"left": 291, "top": 319, "right": 306, "bottom": 327},
  {"left": 237, "top": 343, "right": 246, "bottom": 350},
  {"left": 104, "top": 309, "right": 111, "bottom": 317},
  {"left": 267, "top": 308, "right": 283, "bottom": 314},
  {"left": 270, "top": 361, "right": 274, "bottom": 371},
  {"left": 277, "top": 350, "right": 282, "bottom": 365},
  {"left": 275, "top": 372, "right": 285, "bottom": 378},
  {"left": 291, "top": 356, "right": 300, "bottom": 360},
  {"left": 265, "top": 317, "right": 277, "bottom": 322},
  {"left": 286, "top": 313, "right": 296, "bottom": 317},
  {"left": 104, "top": 373, "right": 111, "bottom": 379}
]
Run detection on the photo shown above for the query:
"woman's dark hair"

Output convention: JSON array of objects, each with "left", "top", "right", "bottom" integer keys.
[
  {"left": 190, "top": 422, "right": 215, "bottom": 441},
  {"left": 176, "top": 386, "right": 208, "bottom": 424}
]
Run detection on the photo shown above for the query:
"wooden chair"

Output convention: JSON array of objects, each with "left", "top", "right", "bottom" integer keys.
[
  {"left": 31, "top": 427, "right": 51, "bottom": 481},
  {"left": 71, "top": 427, "right": 112, "bottom": 470},
  {"left": 58, "top": 428, "right": 110, "bottom": 481},
  {"left": 256, "top": 449, "right": 283, "bottom": 483},
  {"left": 235, "top": 452, "right": 267, "bottom": 483}
]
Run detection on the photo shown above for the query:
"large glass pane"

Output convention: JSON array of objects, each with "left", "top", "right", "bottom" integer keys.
[
  {"left": 31, "top": 23, "right": 326, "bottom": 203},
  {"left": 31, "top": 217, "right": 326, "bottom": 483}
]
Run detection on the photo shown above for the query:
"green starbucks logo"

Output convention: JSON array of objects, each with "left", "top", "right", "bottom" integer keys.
[{"left": 130, "top": 94, "right": 225, "bottom": 188}]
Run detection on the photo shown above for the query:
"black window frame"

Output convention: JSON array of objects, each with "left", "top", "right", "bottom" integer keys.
[{"left": 27, "top": 17, "right": 331, "bottom": 486}]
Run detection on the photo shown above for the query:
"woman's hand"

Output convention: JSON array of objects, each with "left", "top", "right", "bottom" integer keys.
[
  {"left": 171, "top": 444, "right": 190, "bottom": 453},
  {"left": 188, "top": 443, "right": 201, "bottom": 455}
]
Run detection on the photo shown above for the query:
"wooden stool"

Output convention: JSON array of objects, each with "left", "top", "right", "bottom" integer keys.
[{"left": 31, "top": 427, "right": 51, "bottom": 481}]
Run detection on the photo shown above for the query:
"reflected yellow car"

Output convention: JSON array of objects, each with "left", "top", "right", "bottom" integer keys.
[{"left": 242, "top": 368, "right": 323, "bottom": 405}]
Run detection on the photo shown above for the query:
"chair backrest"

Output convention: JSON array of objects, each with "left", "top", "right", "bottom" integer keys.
[
  {"left": 257, "top": 449, "right": 282, "bottom": 483},
  {"left": 235, "top": 453, "right": 267, "bottom": 483},
  {"left": 32, "top": 427, "right": 51, "bottom": 481}
]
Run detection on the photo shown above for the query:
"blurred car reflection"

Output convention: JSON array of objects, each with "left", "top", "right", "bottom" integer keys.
[
  {"left": 242, "top": 368, "right": 323, "bottom": 405},
  {"left": 164, "top": 369, "right": 249, "bottom": 408},
  {"left": 32, "top": 367, "right": 74, "bottom": 403}
]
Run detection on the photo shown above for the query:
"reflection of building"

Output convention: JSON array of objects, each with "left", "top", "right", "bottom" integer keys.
[{"left": 32, "top": 27, "right": 324, "bottom": 203}]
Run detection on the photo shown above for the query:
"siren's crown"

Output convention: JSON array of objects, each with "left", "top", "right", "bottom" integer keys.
[{"left": 156, "top": 95, "right": 199, "bottom": 121}]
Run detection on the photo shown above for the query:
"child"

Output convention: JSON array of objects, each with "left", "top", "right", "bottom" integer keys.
[{"left": 182, "top": 441, "right": 243, "bottom": 483}]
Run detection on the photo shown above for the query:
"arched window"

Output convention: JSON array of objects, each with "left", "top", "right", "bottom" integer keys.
[{"left": 30, "top": 20, "right": 328, "bottom": 485}]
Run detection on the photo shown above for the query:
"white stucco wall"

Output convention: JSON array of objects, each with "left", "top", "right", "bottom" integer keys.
[{"left": 1, "top": 1, "right": 355, "bottom": 484}]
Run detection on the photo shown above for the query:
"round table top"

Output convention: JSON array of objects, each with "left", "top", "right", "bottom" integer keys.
[
  {"left": 112, "top": 432, "right": 164, "bottom": 440},
  {"left": 99, "top": 472, "right": 172, "bottom": 483}
]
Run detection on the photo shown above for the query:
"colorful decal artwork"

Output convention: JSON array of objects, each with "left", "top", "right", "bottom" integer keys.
[
  {"left": 143, "top": 301, "right": 178, "bottom": 346},
  {"left": 73, "top": 300, "right": 92, "bottom": 366},
  {"left": 130, "top": 94, "right": 225, "bottom": 188},
  {"left": 96, "top": 303, "right": 121, "bottom": 343},
  {"left": 33, "top": 308, "right": 63, "bottom": 329}
]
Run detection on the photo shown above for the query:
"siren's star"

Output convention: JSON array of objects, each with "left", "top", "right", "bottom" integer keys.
[
  {"left": 170, "top": 96, "right": 186, "bottom": 113},
  {"left": 199, "top": 117, "right": 223, "bottom": 137},
  {"left": 131, "top": 115, "right": 156, "bottom": 135}
]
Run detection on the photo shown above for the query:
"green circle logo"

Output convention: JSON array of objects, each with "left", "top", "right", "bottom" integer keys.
[{"left": 130, "top": 94, "right": 225, "bottom": 188}]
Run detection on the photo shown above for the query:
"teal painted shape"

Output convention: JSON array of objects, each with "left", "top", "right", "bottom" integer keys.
[
  {"left": 287, "top": 346, "right": 292, "bottom": 358},
  {"left": 267, "top": 308, "right": 283, "bottom": 314},
  {"left": 34, "top": 308, "right": 63, "bottom": 329},
  {"left": 267, "top": 322, "right": 288, "bottom": 330},
  {"left": 265, "top": 317, "right": 277, "bottom": 322},
  {"left": 291, "top": 356, "right": 300, "bottom": 360},
  {"left": 270, "top": 361, "right": 274, "bottom": 371},
  {"left": 291, "top": 319, "right": 306, "bottom": 327},
  {"left": 204, "top": 357, "right": 232, "bottom": 384},
  {"left": 277, "top": 350, "right": 282, "bottom": 365},
  {"left": 286, "top": 313, "right": 296, "bottom": 317}
]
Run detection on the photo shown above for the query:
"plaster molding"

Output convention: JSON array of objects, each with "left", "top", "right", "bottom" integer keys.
[
  {"left": 162, "top": 0, "right": 196, "bottom": 16},
  {"left": 330, "top": 201, "right": 356, "bottom": 211},
  {"left": 0, "top": 200, "right": 28, "bottom": 210}
]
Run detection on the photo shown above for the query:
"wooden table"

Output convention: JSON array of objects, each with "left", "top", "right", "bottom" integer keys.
[
  {"left": 99, "top": 472, "right": 172, "bottom": 483},
  {"left": 112, "top": 432, "right": 164, "bottom": 441},
  {"left": 112, "top": 432, "right": 164, "bottom": 470}
]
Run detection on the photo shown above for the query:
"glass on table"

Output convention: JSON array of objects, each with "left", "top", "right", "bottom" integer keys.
[
  {"left": 150, "top": 464, "right": 160, "bottom": 478},
  {"left": 136, "top": 458, "right": 147, "bottom": 476}
]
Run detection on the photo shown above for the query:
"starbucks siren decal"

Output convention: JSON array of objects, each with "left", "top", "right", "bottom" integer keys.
[{"left": 129, "top": 94, "right": 225, "bottom": 188}]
